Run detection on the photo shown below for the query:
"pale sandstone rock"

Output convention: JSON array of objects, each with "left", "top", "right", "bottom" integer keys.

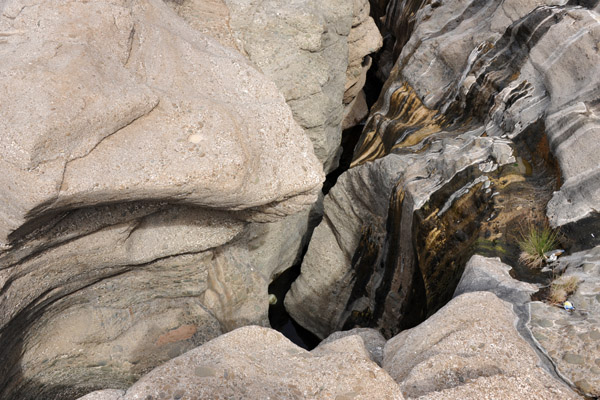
[
  {"left": 0, "top": 0, "right": 323, "bottom": 246},
  {"left": 78, "top": 326, "right": 404, "bottom": 400},
  {"left": 223, "top": 0, "right": 381, "bottom": 171},
  {"left": 317, "top": 327, "right": 387, "bottom": 365},
  {"left": 383, "top": 292, "right": 578, "bottom": 399},
  {"left": 342, "top": 0, "right": 383, "bottom": 127},
  {"left": 0, "top": 0, "right": 324, "bottom": 398},
  {"left": 342, "top": 90, "right": 370, "bottom": 130}
]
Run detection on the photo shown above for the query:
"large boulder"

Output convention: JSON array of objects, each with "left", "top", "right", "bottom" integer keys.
[
  {"left": 383, "top": 292, "right": 578, "bottom": 399},
  {"left": 78, "top": 326, "right": 404, "bottom": 400},
  {"left": 0, "top": 0, "right": 323, "bottom": 398},
  {"left": 169, "top": 0, "right": 382, "bottom": 172}
]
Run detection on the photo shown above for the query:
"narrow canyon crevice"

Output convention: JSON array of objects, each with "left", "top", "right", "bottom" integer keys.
[{"left": 2, "top": 0, "right": 600, "bottom": 399}]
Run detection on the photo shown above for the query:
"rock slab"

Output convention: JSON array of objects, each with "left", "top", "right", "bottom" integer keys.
[
  {"left": 79, "top": 326, "right": 404, "bottom": 400},
  {"left": 383, "top": 292, "right": 578, "bottom": 400}
]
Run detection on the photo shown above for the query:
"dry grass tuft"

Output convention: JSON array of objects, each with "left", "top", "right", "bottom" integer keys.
[
  {"left": 548, "top": 276, "right": 579, "bottom": 305},
  {"left": 518, "top": 224, "right": 559, "bottom": 269}
]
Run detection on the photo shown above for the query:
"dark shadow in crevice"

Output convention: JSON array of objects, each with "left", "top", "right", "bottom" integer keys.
[{"left": 268, "top": 263, "right": 321, "bottom": 350}]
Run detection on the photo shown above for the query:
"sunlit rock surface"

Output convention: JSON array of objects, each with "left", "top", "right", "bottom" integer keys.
[
  {"left": 287, "top": 1, "right": 600, "bottom": 396},
  {"left": 169, "top": 0, "right": 382, "bottom": 172},
  {"left": 383, "top": 292, "right": 578, "bottom": 399},
  {"left": 78, "top": 326, "right": 404, "bottom": 400},
  {"left": 0, "top": 0, "right": 324, "bottom": 398}
]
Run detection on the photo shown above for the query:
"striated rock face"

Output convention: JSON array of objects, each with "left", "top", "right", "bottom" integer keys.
[
  {"left": 383, "top": 292, "right": 578, "bottom": 399},
  {"left": 0, "top": 0, "right": 324, "bottom": 398},
  {"left": 286, "top": 0, "right": 600, "bottom": 343},
  {"left": 169, "top": 0, "right": 382, "bottom": 172},
  {"left": 78, "top": 326, "right": 404, "bottom": 400},
  {"left": 342, "top": 0, "right": 383, "bottom": 130}
]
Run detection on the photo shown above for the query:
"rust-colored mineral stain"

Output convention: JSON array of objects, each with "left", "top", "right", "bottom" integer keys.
[
  {"left": 156, "top": 325, "right": 197, "bottom": 346},
  {"left": 351, "top": 82, "right": 444, "bottom": 167}
]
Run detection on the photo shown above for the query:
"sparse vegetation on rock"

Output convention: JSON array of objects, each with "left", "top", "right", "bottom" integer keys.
[{"left": 518, "top": 225, "right": 559, "bottom": 269}]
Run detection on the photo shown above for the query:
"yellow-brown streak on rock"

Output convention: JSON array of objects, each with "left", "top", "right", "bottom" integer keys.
[
  {"left": 351, "top": 82, "right": 445, "bottom": 167},
  {"left": 155, "top": 325, "right": 197, "bottom": 347}
]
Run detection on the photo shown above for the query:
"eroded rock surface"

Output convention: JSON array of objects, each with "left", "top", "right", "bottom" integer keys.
[
  {"left": 317, "top": 327, "right": 387, "bottom": 365},
  {"left": 170, "top": 0, "right": 382, "bottom": 172},
  {"left": 78, "top": 326, "right": 404, "bottom": 400},
  {"left": 383, "top": 292, "right": 578, "bottom": 399},
  {"left": 529, "top": 246, "right": 600, "bottom": 398},
  {"left": 0, "top": 0, "right": 324, "bottom": 398},
  {"left": 287, "top": 0, "right": 600, "bottom": 343}
]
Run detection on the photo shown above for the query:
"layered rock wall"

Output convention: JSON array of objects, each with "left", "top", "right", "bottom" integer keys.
[{"left": 287, "top": 0, "right": 600, "bottom": 340}]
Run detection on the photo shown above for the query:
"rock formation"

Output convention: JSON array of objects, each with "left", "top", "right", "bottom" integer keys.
[
  {"left": 528, "top": 247, "right": 600, "bottom": 398},
  {"left": 0, "top": 0, "right": 359, "bottom": 397},
  {"left": 2, "top": 0, "right": 600, "bottom": 398},
  {"left": 78, "top": 326, "right": 404, "bottom": 400},
  {"left": 383, "top": 291, "right": 578, "bottom": 399},
  {"left": 286, "top": 0, "right": 600, "bottom": 395},
  {"left": 169, "top": 0, "right": 382, "bottom": 172},
  {"left": 287, "top": 0, "right": 600, "bottom": 331}
]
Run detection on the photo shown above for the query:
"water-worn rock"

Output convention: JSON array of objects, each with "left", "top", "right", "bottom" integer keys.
[
  {"left": 0, "top": 0, "right": 323, "bottom": 245},
  {"left": 342, "top": 0, "right": 383, "bottom": 128},
  {"left": 286, "top": 126, "right": 520, "bottom": 338},
  {"left": 0, "top": 0, "right": 324, "bottom": 398},
  {"left": 391, "top": 0, "right": 600, "bottom": 227},
  {"left": 287, "top": 0, "right": 600, "bottom": 341},
  {"left": 454, "top": 255, "right": 538, "bottom": 305},
  {"left": 383, "top": 292, "right": 578, "bottom": 399},
  {"left": 78, "top": 326, "right": 404, "bottom": 400},
  {"left": 529, "top": 246, "right": 600, "bottom": 397}
]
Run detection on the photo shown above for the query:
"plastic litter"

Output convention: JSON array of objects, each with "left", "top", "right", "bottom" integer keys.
[
  {"left": 268, "top": 294, "right": 277, "bottom": 305},
  {"left": 543, "top": 249, "right": 565, "bottom": 262},
  {"left": 563, "top": 301, "right": 575, "bottom": 311}
]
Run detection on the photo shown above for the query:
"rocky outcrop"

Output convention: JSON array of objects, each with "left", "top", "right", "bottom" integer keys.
[
  {"left": 383, "top": 291, "right": 578, "bottom": 399},
  {"left": 78, "top": 326, "right": 404, "bottom": 400},
  {"left": 342, "top": 0, "right": 383, "bottom": 130},
  {"left": 286, "top": 0, "right": 600, "bottom": 343},
  {"left": 317, "top": 327, "right": 387, "bottom": 365},
  {"left": 454, "top": 255, "right": 538, "bottom": 306},
  {"left": 529, "top": 246, "right": 600, "bottom": 398},
  {"left": 0, "top": 0, "right": 324, "bottom": 398},
  {"left": 169, "top": 0, "right": 382, "bottom": 173},
  {"left": 285, "top": 121, "right": 519, "bottom": 338}
]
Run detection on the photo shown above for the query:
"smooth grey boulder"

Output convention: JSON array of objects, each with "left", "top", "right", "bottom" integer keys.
[
  {"left": 317, "top": 327, "right": 387, "bottom": 365},
  {"left": 454, "top": 255, "right": 538, "bottom": 306}
]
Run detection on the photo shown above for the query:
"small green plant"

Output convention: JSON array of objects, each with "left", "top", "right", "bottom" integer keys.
[
  {"left": 518, "top": 224, "right": 559, "bottom": 268},
  {"left": 548, "top": 276, "right": 579, "bottom": 305}
]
